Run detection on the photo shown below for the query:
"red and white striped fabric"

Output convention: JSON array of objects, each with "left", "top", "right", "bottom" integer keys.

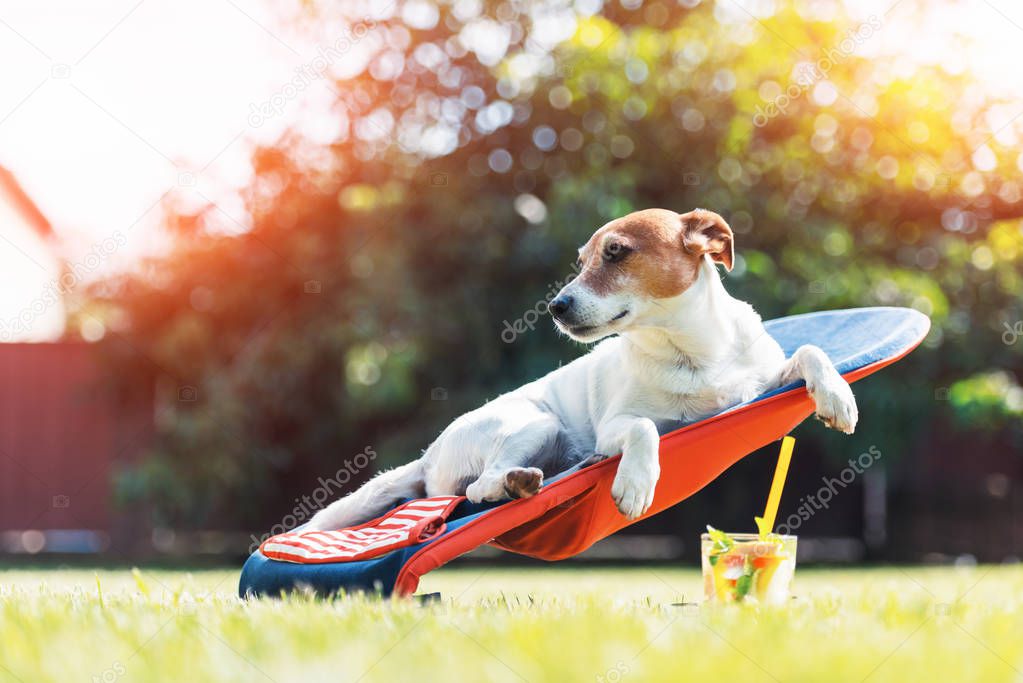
[{"left": 260, "top": 496, "right": 464, "bottom": 564}]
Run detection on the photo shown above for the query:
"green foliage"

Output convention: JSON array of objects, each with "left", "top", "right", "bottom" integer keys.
[
  {"left": 85, "top": 0, "right": 1023, "bottom": 529},
  {"left": 950, "top": 371, "right": 1023, "bottom": 428}
]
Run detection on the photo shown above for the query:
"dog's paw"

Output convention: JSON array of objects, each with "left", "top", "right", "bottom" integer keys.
[
  {"left": 503, "top": 467, "right": 543, "bottom": 499},
  {"left": 579, "top": 453, "right": 611, "bottom": 468},
  {"left": 466, "top": 476, "right": 503, "bottom": 503},
  {"left": 610, "top": 466, "right": 658, "bottom": 520},
  {"left": 810, "top": 376, "right": 858, "bottom": 434}
]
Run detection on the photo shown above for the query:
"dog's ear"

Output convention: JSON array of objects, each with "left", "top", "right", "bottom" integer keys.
[{"left": 680, "top": 209, "right": 733, "bottom": 272}]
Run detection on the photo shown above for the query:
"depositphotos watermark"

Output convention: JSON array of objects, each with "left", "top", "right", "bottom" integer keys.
[
  {"left": 91, "top": 661, "right": 126, "bottom": 683},
  {"left": 595, "top": 661, "right": 630, "bottom": 683},
  {"left": 775, "top": 445, "right": 881, "bottom": 535},
  {"left": 248, "top": 18, "right": 376, "bottom": 128},
  {"left": 1003, "top": 321, "right": 1022, "bottom": 345},
  {"left": 753, "top": 15, "right": 882, "bottom": 127},
  {"left": 500, "top": 263, "right": 581, "bottom": 343},
  {"left": 247, "top": 446, "right": 377, "bottom": 552},
  {"left": 0, "top": 231, "right": 127, "bottom": 341}
]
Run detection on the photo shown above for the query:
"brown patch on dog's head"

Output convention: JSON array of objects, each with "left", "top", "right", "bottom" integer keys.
[{"left": 574, "top": 208, "right": 733, "bottom": 300}]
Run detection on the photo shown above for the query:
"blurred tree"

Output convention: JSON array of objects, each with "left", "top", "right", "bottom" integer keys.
[{"left": 84, "top": 0, "right": 1022, "bottom": 536}]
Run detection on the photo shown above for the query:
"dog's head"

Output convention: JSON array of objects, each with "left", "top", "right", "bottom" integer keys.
[{"left": 549, "top": 208, "right": 733, "bottom": 342}]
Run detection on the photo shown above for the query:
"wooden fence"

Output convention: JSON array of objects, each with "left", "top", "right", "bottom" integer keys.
[{"left": 0, "top": 343, "right": 152, "bottom": 554}]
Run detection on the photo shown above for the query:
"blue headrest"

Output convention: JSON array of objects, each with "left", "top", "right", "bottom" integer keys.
[{"left": 759, "top": 306, "right": 930, "bottom": 400}]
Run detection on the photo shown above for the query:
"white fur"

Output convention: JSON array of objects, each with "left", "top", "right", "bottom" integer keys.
[{"left": 307, "top": 257, "right": 857, "bottom": 530}]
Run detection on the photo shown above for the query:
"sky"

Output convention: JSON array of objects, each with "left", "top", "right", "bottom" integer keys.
[{"left": 0, "top": 0, "right": 1022, "bottom": 340}]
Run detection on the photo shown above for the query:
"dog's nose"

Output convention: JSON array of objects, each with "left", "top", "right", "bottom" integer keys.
[{"left": 548, "top": 295, "right": 573, "bottom": 319}]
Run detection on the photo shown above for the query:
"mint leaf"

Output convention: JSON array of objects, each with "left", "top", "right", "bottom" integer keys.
[
  {"left": 735, "top": 573, "right": 753, "bottom": 600},
  {"left": 739, "top": 568, "right": 762, "bottom": 601}
]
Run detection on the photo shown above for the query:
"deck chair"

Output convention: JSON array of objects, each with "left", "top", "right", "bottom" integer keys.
[{"left": 240, "top": 306, "right": 929, "bottom": 598}]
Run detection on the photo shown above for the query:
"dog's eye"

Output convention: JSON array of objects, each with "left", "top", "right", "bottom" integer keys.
[
  {"left": 603, "top": 242, "right": 630, "bottom": 263},
  {"left": 575, "top": 257, "right": 583, "bottom": 270}
]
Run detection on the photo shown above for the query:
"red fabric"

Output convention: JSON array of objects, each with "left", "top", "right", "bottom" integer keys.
[
  {"left": 261, "top": 496, "right": 462, "bottom": 564},
  {"left": 393, "top": 349, "right": 917, "bottom": 595}
]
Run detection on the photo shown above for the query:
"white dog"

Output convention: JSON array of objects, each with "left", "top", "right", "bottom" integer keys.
[{"left": 307, "top": 208, "right": 857, "bottom": 530}]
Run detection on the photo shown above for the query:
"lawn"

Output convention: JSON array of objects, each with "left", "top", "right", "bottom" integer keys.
[{"left": 1, "top": 564, "right": 1021, "bottom": 682}]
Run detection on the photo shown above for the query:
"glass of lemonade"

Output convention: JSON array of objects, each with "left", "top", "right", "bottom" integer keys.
[{"left": 701, "top": 529, "right": 797, "bottom": 605}]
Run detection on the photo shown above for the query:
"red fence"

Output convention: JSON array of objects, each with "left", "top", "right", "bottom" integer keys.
[{"left": 0, "top": 343, "right": 152, "bottom": 553}]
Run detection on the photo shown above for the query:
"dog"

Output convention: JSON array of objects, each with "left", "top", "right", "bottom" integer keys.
[{"left": 306, "top": 208, "right": 857, "bottom": 530}]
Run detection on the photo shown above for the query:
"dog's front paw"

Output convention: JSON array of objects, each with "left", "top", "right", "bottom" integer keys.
[
  {"left": 810, "top": 376, "right": 858, "bottom": 434},
  {"left": 610, "top": 465, "right": 659, "bottom": 520}
]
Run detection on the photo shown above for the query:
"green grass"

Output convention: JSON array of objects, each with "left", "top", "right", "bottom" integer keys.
[{"left": 1, "top": 565, "right": 1021, "bottom": 682}]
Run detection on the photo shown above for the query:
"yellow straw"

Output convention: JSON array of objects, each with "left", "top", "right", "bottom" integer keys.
[{"left": 755, "top": 436, "right": 795, "bottom": 537}]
